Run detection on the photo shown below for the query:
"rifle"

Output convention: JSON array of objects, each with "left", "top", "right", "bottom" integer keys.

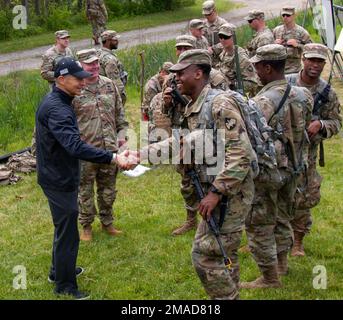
[
  {"left": 0, "top": 147, "right": 31, "bottom": 164},
  {"left": 170, "top": 76, "right": 189, "bottom": 107},
  {"left": 232, "top": 31, "right": 245, "bottom": 96},
  {"left": 139, "top": 51, "right": 148, "bottom": 121},
  {"left": 312, "top": 84, "right": 331, "bottom": 167},
  {"left": 186, "top": 168, "right": 232, "bottom": 271}
]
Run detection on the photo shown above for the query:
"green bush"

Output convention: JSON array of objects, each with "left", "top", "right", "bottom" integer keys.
[
  {"left": 0, "top": 9, "right": 13, "bottom": 41},
  {"left": 44, "top": 5, "right": 73, "bottom": 31}
]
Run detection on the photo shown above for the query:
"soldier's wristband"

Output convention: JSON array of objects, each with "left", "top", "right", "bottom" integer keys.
[{"left": 209, "top": 185, "right": 222, "bottom": 195}]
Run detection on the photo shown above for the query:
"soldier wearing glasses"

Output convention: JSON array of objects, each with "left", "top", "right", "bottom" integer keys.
[
  {"left": 273, "top": 7, "right": 312, "bottom": 74},
  {"left": 245, "top": 10, "right": 274, "bottom": 58}
]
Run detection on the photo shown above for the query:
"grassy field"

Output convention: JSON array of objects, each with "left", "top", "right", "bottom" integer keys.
[
  {"left": 0, "top": 0, "right": 238, "bottom": 54},
  {"left": 0, "top": 16, "right": 343, "bottom": 300}
]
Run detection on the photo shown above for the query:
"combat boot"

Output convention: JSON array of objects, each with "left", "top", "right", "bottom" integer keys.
[
  {"left": 277, "top": 251, "right": 289, "bottom": 275},
  {"left": 171, "top": 209, "right": 197, "bottom": 236},
  {"left": 240, "top": 265, "right": 282, "bottom": 289},
  {"left": 291, "top": 231, "right": 305, "bottom": 257},
  {"left": 101, "top": 223, "right": 123, "bottom": 236},
  {"left": 80, "top": 225, "right": 92, "bottom": 241}
]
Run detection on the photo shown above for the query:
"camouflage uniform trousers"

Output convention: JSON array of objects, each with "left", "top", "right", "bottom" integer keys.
[
  {"left": 192, "top": 190, "right": 250, "bottom": 300},
  {"left": 78, "top": 160, "right": 118, "bottom": 227},
  {"left": 246, "top": 169, "right": 298, "bottom": 269},
  {"left": 292, "top": 153, "right": 322, "bottom": 234},
  {"left": 90, "top": 18, "right": 107, "bottom": 40}
]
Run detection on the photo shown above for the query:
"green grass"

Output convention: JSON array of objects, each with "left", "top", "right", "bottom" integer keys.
[{"left": 0, "top": 0, "right": 237, "bottom": 54}]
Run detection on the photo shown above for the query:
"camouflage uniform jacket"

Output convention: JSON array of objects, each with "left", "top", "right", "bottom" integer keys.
[
  {"left": 86, "top": 0, "right": 108, "bottom": 21},
  {"left": 203, "top": 16, "right": 228, "bottom": 46},
  {"left": 287, "top": 71, "right": 342, "bottom": 159},
  {"left": 72, "top": 75, "right": 128, "bottom": 152},
  {"left": 40, "top": 46, "right": 74, "bottom": 83},
  {"left": 195, "top": 36, "right": 209, "bottom": 50},
  {"left": 98, "top": 48, "right": 126, "bottom": 103},
  {"left": 253, "top": 79, "right": 313, "bottom": 171},
  {"left": 273, "top": 24, "right": 312, "bottom": 74},
  {"left": 145, "top": 84, "right": 255, "bottom": 199},
  {"left": 246, "top": 27, "right": 275, "bottom": 58},
  {"left": 142, "top": 73, "right": 163, "bottom": 114},
  {"left": 219, "top": 46, "right": 259, "bottom": 96}
]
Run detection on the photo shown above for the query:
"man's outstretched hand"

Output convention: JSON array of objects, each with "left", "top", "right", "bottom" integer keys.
[{"left": 113, "top": 150, "right": 140, "bottom": 170}]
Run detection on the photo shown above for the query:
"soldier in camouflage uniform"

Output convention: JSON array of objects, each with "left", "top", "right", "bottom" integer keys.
[
  {"left": 139, "top": 49, "right": 256, "bottom": 299},
  {"left": 202, "top": 0, "right": 228, "bottom": 67},
  {"left": 86, "top": 0, "right": 108, "bottom": 45},
  {"left": 218, "top": 24, "right": 259, "bottom": 97},
  {"left": 189, "top": 19, "right": 209, "bottom": 50},
  {"left": 40, "top": 30, "right": 74, "bottom": 87},
  {"left": 244, "top": 10, "right": 274, "bottom": 58},
  {"left": 141, "top": 61, "right": 173, "bottom": 121},
  {"left": 241, "top": 44, "right": 313, "bottom": 289},
  {"left": 73, "top": 49, "right": 128, "bottom": 241},
  {"left": 160, "top": 35, "right": 227, "bottom": 236},
  {"left": 98, "top": 30, "right": 127, "bottom": 105},
  {"left": 273, "top": 7, "right": 312, "bottom": 74},
  {"left": 286, "top": 44, "right": 342, "bottom": 257}
]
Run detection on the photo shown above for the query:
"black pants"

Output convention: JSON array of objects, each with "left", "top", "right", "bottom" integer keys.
[{"left": 43, "top": 188, "right": 80, "bottom": 293}]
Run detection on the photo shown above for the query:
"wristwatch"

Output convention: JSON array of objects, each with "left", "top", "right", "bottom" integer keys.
[{"left": 209, "top": 185, "right": 222, "bottom": 195}]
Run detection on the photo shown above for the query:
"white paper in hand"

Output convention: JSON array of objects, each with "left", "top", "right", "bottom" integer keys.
[{"left": 122, "top": 164, "right": 151, "bottom": 177}]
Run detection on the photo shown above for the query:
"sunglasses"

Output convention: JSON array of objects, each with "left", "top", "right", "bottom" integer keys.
[
  {"left": 219, "top": 34, "right": 232, "bottom": 40},
  {"left": 282, "top": 14, "right": 292, "bottom": 17},
  {"left": 248, "top": 19, "right": 255, "bottom": 24}
]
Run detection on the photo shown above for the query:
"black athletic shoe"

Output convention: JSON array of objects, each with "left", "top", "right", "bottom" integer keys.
[
  {"left": 48, "top": 266, "right": 84, "bottom": 283},
  {"left": 55, "top": 289, "right": 90, "bottom": 300}
]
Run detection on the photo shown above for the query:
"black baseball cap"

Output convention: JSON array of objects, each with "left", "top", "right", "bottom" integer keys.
[{"left": 54, "top": 57, "right": 92, "bottom": 79}]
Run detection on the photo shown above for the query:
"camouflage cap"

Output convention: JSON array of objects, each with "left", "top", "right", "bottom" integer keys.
[
  {"left": 175, "top": 35, "right": 196, "bottom": 48},
  {"left": 161, "top": 61, "right": 174, "bottom": 73},
  {"left": 55, "top": 30, "right": 70, "bottom": 39},
  {"left": 303, "top": 43, "right": 328, "bottom": 60},
  {"left": 244, "top": 10, "right": 265, "bottom": 21},
  {"left": 281, "top": 6, "right": 295, "bottom": 15},
  {"left": 202, "top": 0, "right": 215, "bottom": 15},
  {"left": 169, "top": 49, "right": 211, "bottom": 72},
  {"left": 76, "top": 48, "right": 99, "bottom": 64},
  {"left": 218, "top": 23, "right": 236, "bottom": 37},
  {"left": 189, "top": 19, "right": 205, "bottom": 29},
  {"left": 101, "top": 30, "right": 121, "bottom": 41},
  {"left": 250, "top": 44, "right": 287, "bottom": 63}
]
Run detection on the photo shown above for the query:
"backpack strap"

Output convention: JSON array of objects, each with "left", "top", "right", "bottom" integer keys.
[{"left": 268, "top": 84, "right": 292, "bottom": 125}]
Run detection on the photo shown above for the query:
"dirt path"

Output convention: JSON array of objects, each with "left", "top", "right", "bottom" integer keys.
[{"left": 0, "top": 0, "right": 306, "bottom": 76}]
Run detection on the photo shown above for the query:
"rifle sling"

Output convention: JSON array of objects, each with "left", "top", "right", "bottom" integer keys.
[{"left": 268, "top": 84, "right": 291, "bottom": 125}]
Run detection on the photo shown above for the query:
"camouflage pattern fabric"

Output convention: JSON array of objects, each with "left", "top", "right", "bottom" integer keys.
[
  {"left": 0, "top": 165, "right": 21, "bottom": 185},
  {"left": 86, "top": 0, "right": 108, "bottom": 40},
  {"left": 98, "top": 48, "right": 127, "bottom": 105},
  {"left": 142, "top": 73, "right": 163, "bottom": 116},
  {"left": 40, "top": 46, "right": 74, "bottom": 84},
  {"left": 203, "top": 16, "right": 228, "bottom": 46},
  {"left": 195, "top": 36, "right": 209, "bottom": 50},
  {"left": 245, "top": 79, "right": 313, "bottom": 268},
  {"left": 273, "top": 24, "right": 312, "bottom": 74},
  {"left": 287, "top": 72, "right": 342, "bottom": 233},
  {"left": 246, "top": 27, "right": 275, "bottom": 58},
  {"left": 143, "top": 85, "right": 255, "bottom": 299},
  {"left": 218, "top": 46, "right": 259, "bottom": 96},
  {"left": 72, "top": 75, "right": 128, "bottom": 226},
  {"left": 7, "top": 151, "right": 36, "bottom": 173}
]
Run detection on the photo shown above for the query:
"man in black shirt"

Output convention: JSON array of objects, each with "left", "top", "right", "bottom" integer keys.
[{"left": 35, "top": 57, "right": 136, "bottom": 299}]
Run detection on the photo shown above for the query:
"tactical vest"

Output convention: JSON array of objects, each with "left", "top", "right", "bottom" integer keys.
[{"left": 261, "top": 85, "right": 308, "bottom": 173}]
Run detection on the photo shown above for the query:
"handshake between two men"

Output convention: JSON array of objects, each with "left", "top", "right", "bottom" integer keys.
[{"left": 113, "top": 149, "right": 140, "bottom": 171}]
